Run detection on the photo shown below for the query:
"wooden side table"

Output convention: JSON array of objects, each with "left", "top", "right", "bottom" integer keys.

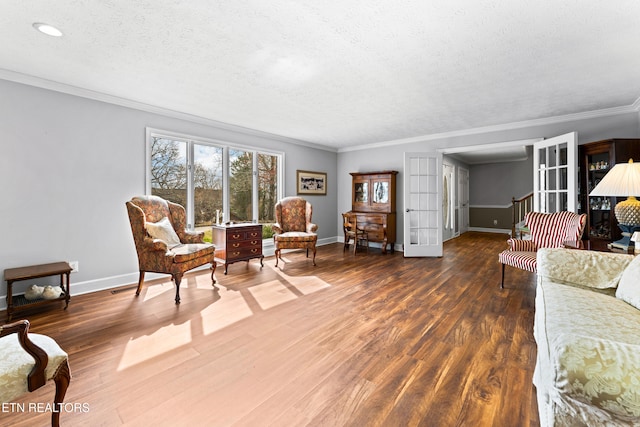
[
  {"left": 212, "top": 223, "right": 264, "bottom": 274},
  {"left": 4, "top": 262, "right": 72, "bottom": 321}
]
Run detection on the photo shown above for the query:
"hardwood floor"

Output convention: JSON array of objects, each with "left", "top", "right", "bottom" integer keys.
[{"left": 2, "top": 232, "right": 539, "bottom": 426}]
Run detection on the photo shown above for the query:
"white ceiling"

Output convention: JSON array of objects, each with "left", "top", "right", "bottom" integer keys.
[{"left": 2, "top": 1, "right": 640, "bottom": 152}]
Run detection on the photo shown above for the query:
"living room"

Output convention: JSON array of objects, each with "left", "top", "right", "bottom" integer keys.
[{"left": 2, "top": 2, "right": 640, "bottom": 426}]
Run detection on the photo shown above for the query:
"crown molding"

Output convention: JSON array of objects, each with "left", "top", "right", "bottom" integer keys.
[
  {"left": 339, "top": 102, "right": 640, "bottom": 153},
  {"left": 3, "top": 69, "right": 638, "bottom": 155},
  {"left": 0, "top": 69, "right": 338, "bottom": 153}
]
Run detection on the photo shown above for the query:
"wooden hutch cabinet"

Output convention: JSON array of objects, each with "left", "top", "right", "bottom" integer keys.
[
  {"left": 578, "top": 139, "right": 640, "bottom": 251},
  {"left": 348, "top": 171, "right": 398, "bottom": 253}
]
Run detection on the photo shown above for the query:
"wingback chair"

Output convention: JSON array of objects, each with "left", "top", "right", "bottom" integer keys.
[
  {"left": 126, "top": 195, "right": 216, "bottom": 304},
  {"left": 498, "top": 211, "right": 586, "bottom": 288},
  {"left": 273, "top": 197, "right": 318, "bottom": 267},
  {"left": 0, "top": 320, "right": 71, "bottom": 427}
]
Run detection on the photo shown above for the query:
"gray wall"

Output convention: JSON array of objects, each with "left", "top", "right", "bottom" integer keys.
[
  {"left": 0, "top": 80, "right": 337, "bottom": 304},
  {"left": 337, "top": 112, "right": 640, "bottom": 243},
  {"left": 2, "top": 77, "right": 639, "bottom": 304}
]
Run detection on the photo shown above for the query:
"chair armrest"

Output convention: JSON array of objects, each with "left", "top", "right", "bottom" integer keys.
[
  {"left": 181, "top": 230, "right": 204, "bottom": 244},
  {"left": 537, "top": 248, "right": 634, "bottom": 289},
  {"left": 142, "top": 237, "right": 168, "bottom": 252},
  {"left": 272, "top": 223, "right": 283, "bottom": 234},
  {"left": 0, "top": 320, "right": 48, "bottom": 391},
  {"left": 506, "top": 238, "right": 537, "bottom": 251},
  {"left": 307, "top": 223, "right": 318, "bottom": 233}
]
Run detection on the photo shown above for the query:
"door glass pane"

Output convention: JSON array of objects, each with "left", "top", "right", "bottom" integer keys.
[
  {"left": 559, "top": 144, "right": 568, "bottom": 166},
  {"left": 229, "top": 149, "right": 253, "bottom": 222},
  {"left": 547, "top": 169, "right": 557, "bottom": 190},
  {"left": 193, "top": 144, "right": 223, "bottom": 242},
  {"left": 355, "top": 182, "right": 368, "bottom": 203},
  {"left": 258, "top": 153, "right": 277, "bottom": 238},
  {"left": 538, "top": 149, "right": 546, "bottom": 166},
  {"left": 373, "top": 181, "right": 389, "bottom": 204},
  {"left": 150, "top": 137, "right": 187, "bottom": 210},
  {"left": 548, "top": 147, "right": 557, "bottom": 168},
  {"left": 560, "top": 192, "right": 568, "bottom": 211},
  {"left": 548, "top": 192, "right": 557, "bottom": 212},
  {"left": 559, "top": 167, "right": 568, "bottom": 190}
]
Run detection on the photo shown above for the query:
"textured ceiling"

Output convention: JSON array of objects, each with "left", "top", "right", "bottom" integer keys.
[{"left": 2, "top": 1, "right": 640, "bottom": 151}]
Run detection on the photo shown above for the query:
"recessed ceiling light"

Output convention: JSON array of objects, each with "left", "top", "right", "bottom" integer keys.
[{"left": 33, "top": 23, "right": 63, "bottom": 37}]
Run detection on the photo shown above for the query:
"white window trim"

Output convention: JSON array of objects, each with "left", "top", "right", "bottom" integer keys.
[{"left": 145, "top": 127, "right": 284, "bottom": 232}]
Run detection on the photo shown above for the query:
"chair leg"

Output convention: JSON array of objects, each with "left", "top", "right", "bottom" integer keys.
[
  {"left": 135, "top": 271, "right": 145, "bottom": 296},
  {"left": 275, "top": 249, "right": 281, "bottom": 267},
  {"left": 51, "top": 359, "right": 71, "bottom": 427},
  {"left": 173, "top": 273, "right": 183, "bottom": 304},
  {"left": 312, "top": 247, "right": 317, "bottom": 266},
  {"left": 210, "top": 263, "right": 218, "bottom": 289},
  {"left": 500, "top": 264, "right": 505, "bottom": 289}
]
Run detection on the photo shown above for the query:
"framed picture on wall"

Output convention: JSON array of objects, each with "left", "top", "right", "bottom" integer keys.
[{"left": 296, "top": 170, "right": 327, "bottom": 195}]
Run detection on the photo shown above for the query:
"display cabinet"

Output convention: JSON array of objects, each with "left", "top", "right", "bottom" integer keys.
[
  {"left": 348, "top": 171, "right": 398, "bottom": 253},
  {"left": 578, "top": 139, "right": 640, "bottom": 251}
]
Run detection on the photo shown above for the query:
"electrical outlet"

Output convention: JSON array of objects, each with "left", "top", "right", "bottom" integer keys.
[
  {"left": 493, "top": 219, "right": 498, "bottom": 226},
  {"left": 69, "top": 261, "right": 79, "bottom": 272}
]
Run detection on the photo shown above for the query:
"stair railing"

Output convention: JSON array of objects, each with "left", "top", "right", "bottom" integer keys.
[{"left": 512, "top": 193, "right": 533, "bottom": 238}]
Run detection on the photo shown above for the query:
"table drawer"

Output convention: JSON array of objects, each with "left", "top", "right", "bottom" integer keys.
[
  {"left": 227, "top": 228, "right": 262, "bottom": 241},
  {"left": 357, "top": 215, "right": 385, "bottom": 225},
  {"left": 227, "top": 239, "right": 262, "bottom": 250},
  {"left": 227, "top": 247, "right": 262, "bottom": 261},
  {"left": 363, "top": 224, "right": 385, "bottom": 239}
]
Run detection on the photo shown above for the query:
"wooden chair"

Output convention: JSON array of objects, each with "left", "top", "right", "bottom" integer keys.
[
  {"left": 0, "top": 320, "right": 71, "bottom": 427},
  {"left": 498, "top": 211, "right": 586, "bottom": 288},
  {"left": 126, "top": 195, "right": 217, "bottom": 304},
  {"left": 273, "top": 197, "right": 318, "bottom": 267},
  {"left": 342, "top": 212, "right": 368, "bottom": 254}
]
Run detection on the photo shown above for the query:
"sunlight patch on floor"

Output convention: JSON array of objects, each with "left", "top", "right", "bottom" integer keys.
[
  {"left": 142, "top": 281, "right": 174, "bottom": 302},
  {"left": 118, "top": 321, "right": 192, "bottom": 371},
  {"left": 271, "top": 266, "right": 332, "bottom": 295},
  {"left": 248, "top": 280, "right": 298, "bottom": 310},
  {"left": 200, "top": 291, "right": 253, "bottom": 335}
]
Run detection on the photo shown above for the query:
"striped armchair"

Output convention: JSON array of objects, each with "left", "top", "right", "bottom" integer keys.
[{"left": 499, "top": 211, "right": 586, "bottom": 288}]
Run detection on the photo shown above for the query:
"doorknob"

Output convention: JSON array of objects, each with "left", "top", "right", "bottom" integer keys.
[{"left": 406, "top": 208, "right": 414, "bottom": 212}]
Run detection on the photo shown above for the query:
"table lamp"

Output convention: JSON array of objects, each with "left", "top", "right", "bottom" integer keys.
[{"left": 589, "top": 159, "right": 640, "bottom": 250}]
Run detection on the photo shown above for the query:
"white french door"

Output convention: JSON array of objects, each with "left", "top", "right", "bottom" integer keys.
[
  {"left": 458, "top": 167, "right": 469, "bottom": 234},
  {"left": 533, "top": 132, "right": 578, "bottom": 213},
  {"left": 403, "top": 152, "right": 443, "bottom": 257}
]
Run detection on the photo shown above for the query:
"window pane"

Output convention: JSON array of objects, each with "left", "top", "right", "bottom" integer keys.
[
  {"left": 194, "top": 144, "right": 223, "bottom": 242},
  {"left": 150, "top": 137, "right": 187, "bottom": 209},
  {"left": 229, "top": 149, "right": 253, "bottom": 222},
  {"left": 258, "top": 153, "right": 277, "bottom": 239}
]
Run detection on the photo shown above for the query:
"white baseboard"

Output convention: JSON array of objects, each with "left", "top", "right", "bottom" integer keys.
[
  {"left": 0, "top": 236, "right": 341, "bottom": 311},
  {"left": 469, "top": 227, "right": 512, "bottom": 235}
]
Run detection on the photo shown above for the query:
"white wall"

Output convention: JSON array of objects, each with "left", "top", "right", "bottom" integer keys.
[{"left": 0, "top": 80, "right": 337, "bottom": 304}]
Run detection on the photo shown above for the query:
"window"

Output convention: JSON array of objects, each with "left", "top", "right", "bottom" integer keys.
[{"left": 146, "top": 129, "right": 282, "bottom": 242}]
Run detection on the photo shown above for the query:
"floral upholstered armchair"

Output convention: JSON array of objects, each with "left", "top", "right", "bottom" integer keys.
[
  {"left": 126, "top": 195, "right": 216, "bottom": 304},
  {"left": 0, "top": 320, "right": 70, "bottom": 427},
  {"left": 498, "top": 211, "right": 586, "bottom": 288},
  {"left": 273, "top": 197, "right": 318, "bottom": 267}
]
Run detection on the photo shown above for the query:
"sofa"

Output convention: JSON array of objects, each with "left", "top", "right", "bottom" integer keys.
[{"left": 534, "top": 247, "right": 640, "bottom": 426}]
